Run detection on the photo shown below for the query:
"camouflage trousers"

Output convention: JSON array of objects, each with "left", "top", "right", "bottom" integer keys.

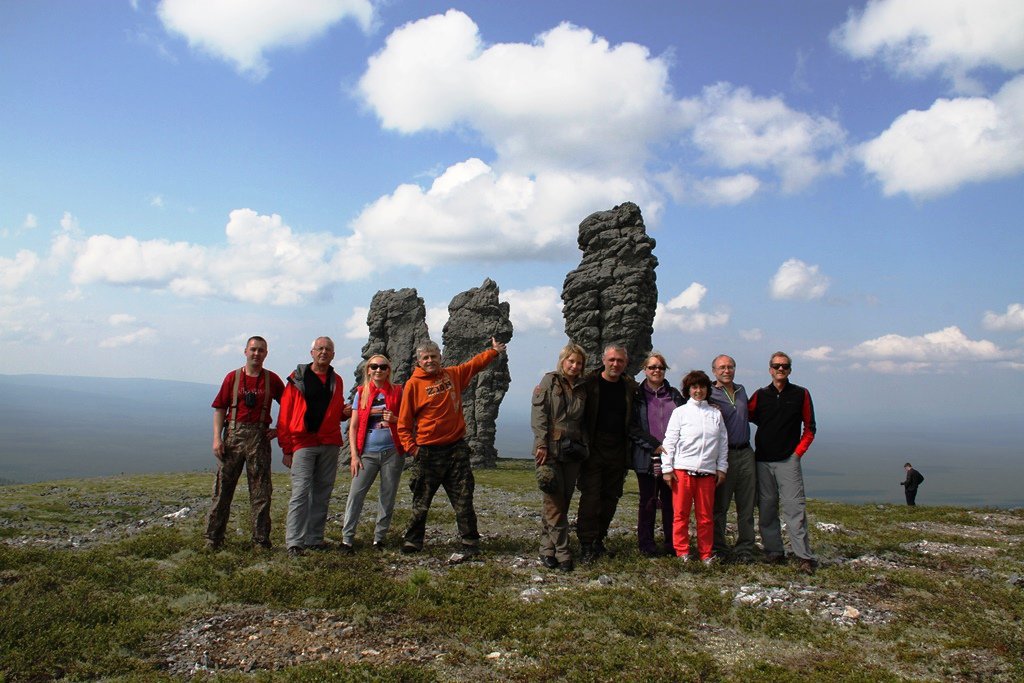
[
  {"left": 403, "top": 439, "right": 480, "bottom": 550},
  {"left": 205, "top": 423, "right": 272, "bottom": 546}
]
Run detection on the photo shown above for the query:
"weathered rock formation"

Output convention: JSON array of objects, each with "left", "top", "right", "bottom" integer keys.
[
  {"left": 354, "top": 288, "right": 432, "bottom": 388},
  {"left": 342, "top": 289, "right": 431, "bottom": 464},
  {"left": 562, "top": 202, "right": 658, "bottom": 377},
  {"left": 441, "top": 278, "right": 513, "bottom": 468}
]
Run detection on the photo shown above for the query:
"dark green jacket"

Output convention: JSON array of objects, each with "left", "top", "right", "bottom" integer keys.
[{"left": 531, "top": 371, "right": 587, "bottom": 460}]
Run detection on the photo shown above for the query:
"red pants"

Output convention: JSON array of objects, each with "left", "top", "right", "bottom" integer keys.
[{"left": 671, "top": 472, "right": 716, "bottom": 560}]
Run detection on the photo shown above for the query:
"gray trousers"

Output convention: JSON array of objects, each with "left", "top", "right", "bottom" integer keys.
[
  {"left": 757, "top": 455, "right": 814, "bottom": 561},
  {"left": 342, "top": 447, "right": 404, "bottom": 545},
  {"left": 712, "top": 445, "right": 757, "bottom": 558},
  {"left": 286, "top": 444, "right": 339, "bottom": 549}
]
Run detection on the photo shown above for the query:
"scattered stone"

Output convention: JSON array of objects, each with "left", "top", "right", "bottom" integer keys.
[
  {"left": 731, "top": 583, "right": 891, "bottom": 626},
  {"left": 520, "top": 587, "right": 544, "bottom": 601},
  {"left": 597, "top": 575, "right": 614, "bottom": 586},
  {"left": 163, "top": 506, "right": 192, "bottom": 519},
  {"left": 815, "top": 522, "right": 843, "bottom": 533},
  {"left": 486, "top": 651, "right": 502, "bottom": 659},
  {"left": 562, "top": 202, "right": 658, "bottom": 377},
  {"left": 1008, "top": 573, "right": 1024, "bottom": 588},
  {"left": 441, "top": 278, "right": 513, "bottom": 468}
]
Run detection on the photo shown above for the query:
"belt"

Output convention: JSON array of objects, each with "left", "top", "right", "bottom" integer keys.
[
  {"left": 684, "top": 470, "right": 715, "bottom": 478},
  {"left": 419, "top": 439, "right": 464, "bottom": 454},
  {"left": 729, "top": 442, "right": 750, "bottom": 450}
]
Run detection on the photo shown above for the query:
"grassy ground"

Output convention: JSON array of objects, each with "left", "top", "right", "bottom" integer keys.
[{"left": 1, "top": 460, "right": 1022, "bottom": 682}]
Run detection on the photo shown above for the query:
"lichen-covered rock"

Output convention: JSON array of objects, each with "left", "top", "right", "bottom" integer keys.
[
  {"left": 440, "top": 278, "right": 513, "bottom": 468},
  {"left": 562, "top": 202, "right": 658, "bottom": 376}
]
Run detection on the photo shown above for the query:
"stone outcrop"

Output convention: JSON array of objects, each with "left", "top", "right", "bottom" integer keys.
[
  {"left": 440, "top": 278, "right": 513, "bottom": 468},
  {"left": 343, "top": 289, "right": 431, "bottom": 465},
  {"left": 354, "top": 288, "right": 432, "bottom": 388},
  {"left": 562, "top": 202, "right": 658, "bottom": 377}
]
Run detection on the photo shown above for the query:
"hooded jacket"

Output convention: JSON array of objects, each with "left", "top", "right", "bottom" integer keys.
[{"left": 397, "top": 349, "right": 497, "bottom": 452}]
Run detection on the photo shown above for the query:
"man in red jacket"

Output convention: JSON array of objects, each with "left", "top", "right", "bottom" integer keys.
[
  {"left": 277, "top": 336, "right": 352, "bottom": 556},
  {"left": 397, "top": 337, "right": 507, "bottom": 555}
]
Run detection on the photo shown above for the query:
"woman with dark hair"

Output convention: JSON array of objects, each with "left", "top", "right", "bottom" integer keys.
[
  {"left": 662, "top": 370, "right": 728, "bottom": 564},
  {"left": 341, "top": 354, "right": 405, "bottom": 553},
  {"left": 629, "top": 352, "right": 686, "bottom": 556},
  {"left": 531, "top": 342, "right": 588, "bottom": 572}
]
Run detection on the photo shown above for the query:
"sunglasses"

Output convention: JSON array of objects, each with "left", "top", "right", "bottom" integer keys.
[
  {"left": 368, "top": 363, "right": 390, "bottom": 371},
  {"left": 770, "top": 363, "right": 791, "bottom": 371},
  {"left": 646, "top": 365, "right": 666, "bottom": 371}
]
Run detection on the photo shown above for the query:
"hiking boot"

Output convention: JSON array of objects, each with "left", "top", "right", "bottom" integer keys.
[
  {"left": 798, "top": 558, "right": 816, "bottom": 575},
  {"left": 205, "top": 539, "right": 223, "bottom": 552},
  {"left": 558, "top": 559, "right": 574, "bottom": 573},
  {"left": 580, "top": 543, "right": 597, "bottom": 564},
  {"left": 401, "top": 543, "right": 421, "bottom": 554},
  {"left": 765, "top": 552, "right": 788, "bottom": 565},
  {"left": 287, "top": 546, "right": 305, "bottom": 558},
  {"left": 372, "top": 541, "right": 385, "bottom": 552},
  {"left": 338, "top": 543, "right": 355, "bottom": 555},
  {"left": 541, "top": 555, "right": 558, "bottom": 569},
  {"left": 460, "top": 544, "right": 480, "bottom": 559},
  {"left": 253, "top": 540, "right": 273, "bottom": 550}
]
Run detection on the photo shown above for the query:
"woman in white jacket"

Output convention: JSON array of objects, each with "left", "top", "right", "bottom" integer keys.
[{"left": 662, "top": 370, "right": 728, "bottom": 564}]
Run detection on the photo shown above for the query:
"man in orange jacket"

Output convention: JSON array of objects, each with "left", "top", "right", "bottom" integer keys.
[
  {"left": 277, "top": 336, "right": 352, "bottom": 556},
  {"left": 397, "top": 336, "right": 507, "bottom": 555}
]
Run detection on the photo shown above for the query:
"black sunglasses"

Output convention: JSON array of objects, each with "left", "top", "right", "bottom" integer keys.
[
  {"left": 368, "top": 363, "right": 390, "bottom": 371},
  {"left": 770, "top": 363, "right": 791, "bottom": 371}
]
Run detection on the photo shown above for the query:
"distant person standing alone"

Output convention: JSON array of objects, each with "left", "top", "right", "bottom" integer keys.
[
  {"left": 206, "top": 336, "right": 284, "bottom": 551},
  {"left": 901, "top": 463, "right": 924, "bottom": 506}
]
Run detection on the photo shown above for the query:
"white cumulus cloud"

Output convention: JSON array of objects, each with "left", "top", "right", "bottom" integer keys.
[
  {"left": 342, "top": 159, "right": 651, "bottom": 270},
  {"left": 66, "top": 209, "right": 348, "bottom": 306},
  {"left": 504, "top": 286, "right": 562, "bottom": 332},
  {"left": 801, "top": 345, "right": 835, "bottom": 361},
  {"left": 426, "top": 304, "right": 449, "bottom": 339},
  {"left": 688, "top": 83, "right": 848, "bottom": 193},
  {"left": 770, "top": 258, "right": 831, "bottom": 300},
  {"left": 158, "top": 0, "right": 374, "bottom": 79},
  {"left": 0, "top": 250, "right": 40, "bottom": 290},
  {"left": 351, "top": 11, "right": 846, "bottom": 268},
  {"left": 859, "top": 75, "right": 1024, "bottom": 198},
  {"left": 847, "top": 325, "right": 1011, "bottom": 364},
  {"left": 832, "top": 0, "right": 1024, "bottom": 92},
  {"left": 358, "top": 11, "right": 679, "bottom": 175},
  {"left": 655, "top": 283, "right": 729, "bottom": 333},
  {"left": 983, "top": 303, "right": 1024, "bottom": 331},
  {"left": 99, "top": 326, "right": 157, "bottom": 349},
  {"left": 345, "top": 306, "right": 370, "bottom": 340}
]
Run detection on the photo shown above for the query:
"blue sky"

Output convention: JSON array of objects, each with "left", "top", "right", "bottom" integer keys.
[{"left": 2, "top": 0, "right": 1023, "bottom": 429}]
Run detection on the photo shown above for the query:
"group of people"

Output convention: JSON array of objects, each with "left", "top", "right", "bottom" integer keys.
[
  {"left": 531, "top": 344, "right": 817, "bottom": 574},
  {"left": 206, "top": 334, "right": 819, "bottom": 573},
  {"left": 205, "top": 334, "right": 506, "bottom": 557}
]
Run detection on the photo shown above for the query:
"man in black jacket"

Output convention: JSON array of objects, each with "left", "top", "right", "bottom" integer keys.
[{"left": 901, "top": 463, "right": 924, "bottom": 506}]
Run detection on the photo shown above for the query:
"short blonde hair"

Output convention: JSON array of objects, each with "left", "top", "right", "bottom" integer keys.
[
  {"left": 644, "top": 351, "right": 669, "bottom": 371},
  {"left": 557, "top": 342, "right": 587, "bottom": 371}
]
